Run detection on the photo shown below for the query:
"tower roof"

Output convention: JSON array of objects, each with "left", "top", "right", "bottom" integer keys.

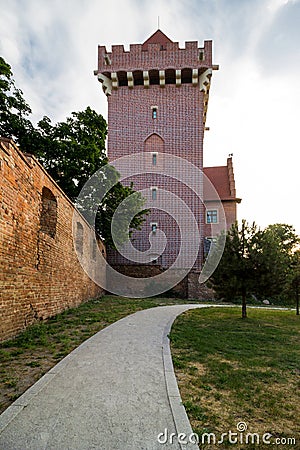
[
  {"left": 204, "top": 158, "right": 241, "bottom": 202},
  {"left": 142, "top": 29, "right": 173, "bottom": 50}
]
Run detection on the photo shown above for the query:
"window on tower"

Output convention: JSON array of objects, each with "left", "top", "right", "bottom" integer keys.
[
  {"left": 151, "top": 222, "right": 158, "bottom": 234},
  {"left": 152, "top": 107, "right": 157, "bottom": 119},
  {"left": 152, "top": 153, "right": 157, "bottom": 166},
  {"left": 151, "top": 187, "right": 157, "bottom": 200}
]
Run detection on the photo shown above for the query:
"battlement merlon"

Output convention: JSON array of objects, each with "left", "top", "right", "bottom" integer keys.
[{"left": 94, "top": 39, "right": 218, "bottom": 75}]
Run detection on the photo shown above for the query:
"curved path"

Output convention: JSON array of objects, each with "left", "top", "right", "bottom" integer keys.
[{"left": 0, "top": 304, "right": 206, "bottom": 450}]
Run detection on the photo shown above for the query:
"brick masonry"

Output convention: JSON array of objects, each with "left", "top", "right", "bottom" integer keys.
[
  {"left": 95, "top": 31, "right": 241, "bottom": 288},
  {"left": 0, "top": 138, "right": 105, "bottom": 341}
]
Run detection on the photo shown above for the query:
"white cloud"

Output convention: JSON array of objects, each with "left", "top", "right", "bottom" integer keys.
[{"left": 0, "top": 0, "right": 299, "bottom": 232}]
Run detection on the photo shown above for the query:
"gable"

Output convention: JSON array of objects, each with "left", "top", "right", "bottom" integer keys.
[{"left": 142, "top": 30, "right": 173, "bottom": 50}]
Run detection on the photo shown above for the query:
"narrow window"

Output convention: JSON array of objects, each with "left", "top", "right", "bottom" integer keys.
[
  {"left": 152, "top": 107, "right": 157, "bottom": 119},
  {"left": 206, "top": 210, "right": 218, "bottom": 224},
  {"left": 76, "top": 222, "right": 84, "bottom": 257},
  {"left": 151, "top": 187, "right": 157, "bottom": 200},
  {"left": 92, "top": 237, "right": 97, "bottom": 261},
  {"left": 151, "top": 223, "right": 158, "bottom": 234},
  {"left": 40, "top": 187, "right": 57, "bottom": 238},
  {"left": 152, "top": 153, "right": 157, "bottom": 166}
]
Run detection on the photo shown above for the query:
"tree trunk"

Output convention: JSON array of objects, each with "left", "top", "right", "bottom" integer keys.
[
  {"left": 296, "top": 282, "right": 299, "bottom": 316},
  {"left": 242, "top": 287, "right": 247, "bottom": 319}
]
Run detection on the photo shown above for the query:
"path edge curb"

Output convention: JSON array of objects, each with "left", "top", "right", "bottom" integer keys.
[{"left": 162, "top": 304, "right": 204, "bottom": 450}]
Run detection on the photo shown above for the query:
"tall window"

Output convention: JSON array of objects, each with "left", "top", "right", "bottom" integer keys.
[
  {"left": 40, "top": 187, "right": 57, "bottom": 238},
  {"left": 206, "top": 210, "right": 218, "bottom": 224},
  {"left": 76, "top": 222, "right": 84, "bottom": 257},
  {"left": 151, "top": 187, "right": 157, "bottom": 200},
  {"left": 152, "top": 153, "right": 157, "bottom": 166}
]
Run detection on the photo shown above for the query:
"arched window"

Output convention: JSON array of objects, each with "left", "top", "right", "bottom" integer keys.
[
  {"left": 76, "top": 222, "right": 84, "bottom": 257},
  {"left": 40, "top": 187, "right": 57, "bottom": 238}
]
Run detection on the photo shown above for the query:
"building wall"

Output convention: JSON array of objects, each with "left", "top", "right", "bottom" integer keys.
[
  {"left": 204, "top": 200, "right": 237, "bottom": 237},
  {"left": 96, "top": 32, "right": 240, "bottom": 296},
  {"left": 105, "top": 66, "right": 206, "bottom": 269},
  {"left": 0, "top": 138, "right": 105, "bottom": 341}
]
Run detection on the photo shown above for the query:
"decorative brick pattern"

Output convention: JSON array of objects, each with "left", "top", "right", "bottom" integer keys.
[{"left": 0, "top": 138, "right": 105, "bottom": 341}]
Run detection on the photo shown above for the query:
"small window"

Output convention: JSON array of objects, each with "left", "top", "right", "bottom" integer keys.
[
  {"left": 40, "top": 187, "right": 57, "bottom": 238},
  {"left": 151, "top": 223, "right": 158, "bottom": 234},
  {"left": 206, "top": 210, "right": 218, "bottom": 224},
  {"left": 151, "top": 187, "right": 157, "bottom": 200},
  {"left": 152, "top": 153, "right": 157, "bottom": 166},
  {"left": 152, "top": 107, "right": 157, "bottom": 119}
]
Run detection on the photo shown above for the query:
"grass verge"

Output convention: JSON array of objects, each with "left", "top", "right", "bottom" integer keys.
[
  {"left": 170, "top": 307, "right": 300, "bottom": 449},
  {"left": 0, "top": 294, "right": 198, "bottom": 415}
]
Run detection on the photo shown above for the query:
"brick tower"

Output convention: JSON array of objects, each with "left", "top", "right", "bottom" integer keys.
[{"left": 94, "top": 30, "right": 220, "bottom": 270}]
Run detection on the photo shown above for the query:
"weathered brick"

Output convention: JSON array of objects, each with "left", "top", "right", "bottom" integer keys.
[{"left": 0, "top": 138, "right": 105, "bottom": 341}]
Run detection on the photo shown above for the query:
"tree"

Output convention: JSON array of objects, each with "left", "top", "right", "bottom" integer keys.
[
  {"left": 34, "top": 110, "right": 148, "bottom": 248},
  {"left": 34, "top": 108, "right": 108, "bottom": 201},
  {"left": 0, "top": 56, "right": 34, "bottom": 145},
  {"left": 0, "top": 56, "right": 148, "bottom": 248},
  {"left": 96, "top": 181, "right": 148, "bottom": 249},
  {"left": 210, "top": 221, "right": 299, "bottom": 319},
  {"left": 285, "top": 250, "right": 300, "bottom": 315},
  {"left": 255, "top": 224, "right": 299, "bottom": 299},
  {"left": 210, "top": 221, "right": 260, "bottom": 318}
]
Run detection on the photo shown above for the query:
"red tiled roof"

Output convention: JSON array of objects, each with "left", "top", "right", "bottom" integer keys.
[
  {"left": 142, "top": 30, "right": 173, "bottom": 50},
  {"left": 204, "top": 166, "right": 232, "bottom": 200}
]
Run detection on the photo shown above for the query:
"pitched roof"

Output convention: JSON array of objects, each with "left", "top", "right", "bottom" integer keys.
[
  {"left": 204, "top": 158, "right": 241, "bottom": 202},
  {"left": 204, "top": 166, "right": 231, "bottom": 200},
  {"left": 142, "top": 29, "right": 173, "bottom": 50}
]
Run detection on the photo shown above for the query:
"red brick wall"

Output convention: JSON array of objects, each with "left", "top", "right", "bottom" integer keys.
[
  {"left": 0, "top": 138, "right": 105, "bottom": 341},
  {"left": 107, "top": 83, "right": 205, "bottom": 269}
]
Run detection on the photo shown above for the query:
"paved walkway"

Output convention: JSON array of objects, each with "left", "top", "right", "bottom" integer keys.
[{"left": 0, "top": 304, "right": 205, "bottom": 450}]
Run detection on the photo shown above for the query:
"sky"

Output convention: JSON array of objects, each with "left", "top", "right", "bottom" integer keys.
[{"left": 0, "top": 0, "right": 299, "bottom": 234}]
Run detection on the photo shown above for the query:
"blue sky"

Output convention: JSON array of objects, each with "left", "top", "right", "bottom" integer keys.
[{"left": 1, "top": 0, "right": 300, "bottom": 233}]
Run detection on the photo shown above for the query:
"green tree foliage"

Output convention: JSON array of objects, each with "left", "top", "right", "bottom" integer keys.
[
  {"left": 210, "top": 221, "right": 299, "bottom": 318},
  {"left": 255, "top": 224, "right": 299, "bottom": 299},
  {"left": 0, "top": 56, "right": 148, "bottom": 248},
  {"left": 210, "top": 221, "right": 259, "bottom": 318},
  {"left": 34, "top": 111, "right": 148, "bottom": 248},
  {"left": 35, "top": 108, "right": 108, "bottom": 201},
  {"left": 285, "top": 250, "right": 300, "bottom": 315},
  {"left": 97, "top": 181, "right": 148, "bottom": 249},
  {"left": 0, "top": 56, "right": 34, "bottom": 145}
]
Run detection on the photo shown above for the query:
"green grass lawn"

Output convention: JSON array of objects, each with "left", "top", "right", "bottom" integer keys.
[
  {"left": 170, "top": 307, "right": 300, "bottom": 449},
  {"left": 0, "top": 294, "right": 198, "bottom": 414}
]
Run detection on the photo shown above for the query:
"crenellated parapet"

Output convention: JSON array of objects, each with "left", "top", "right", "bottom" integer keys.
[
  {"left": 94, "top": 30, "right": 218, "bottom": 99},
  {"left": 96, "top": 39, "right": 212, "bottom": 73}
]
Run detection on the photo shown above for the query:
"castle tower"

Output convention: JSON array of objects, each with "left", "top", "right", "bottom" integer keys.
[{"left": 95, "top": 30, "right": 219, "bottom": 270}]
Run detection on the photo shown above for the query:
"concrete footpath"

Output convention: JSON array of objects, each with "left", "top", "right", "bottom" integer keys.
[{"left": 0, "top": 304, "right": 205, "bottom": 450}]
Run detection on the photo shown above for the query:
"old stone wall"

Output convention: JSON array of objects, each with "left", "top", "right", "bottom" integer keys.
[
  {"left": 111, "top": 264, "right": 215, "bottom": 300},
  {"left": 0, "top": 138, "right": 105, "bottom": 341}
]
